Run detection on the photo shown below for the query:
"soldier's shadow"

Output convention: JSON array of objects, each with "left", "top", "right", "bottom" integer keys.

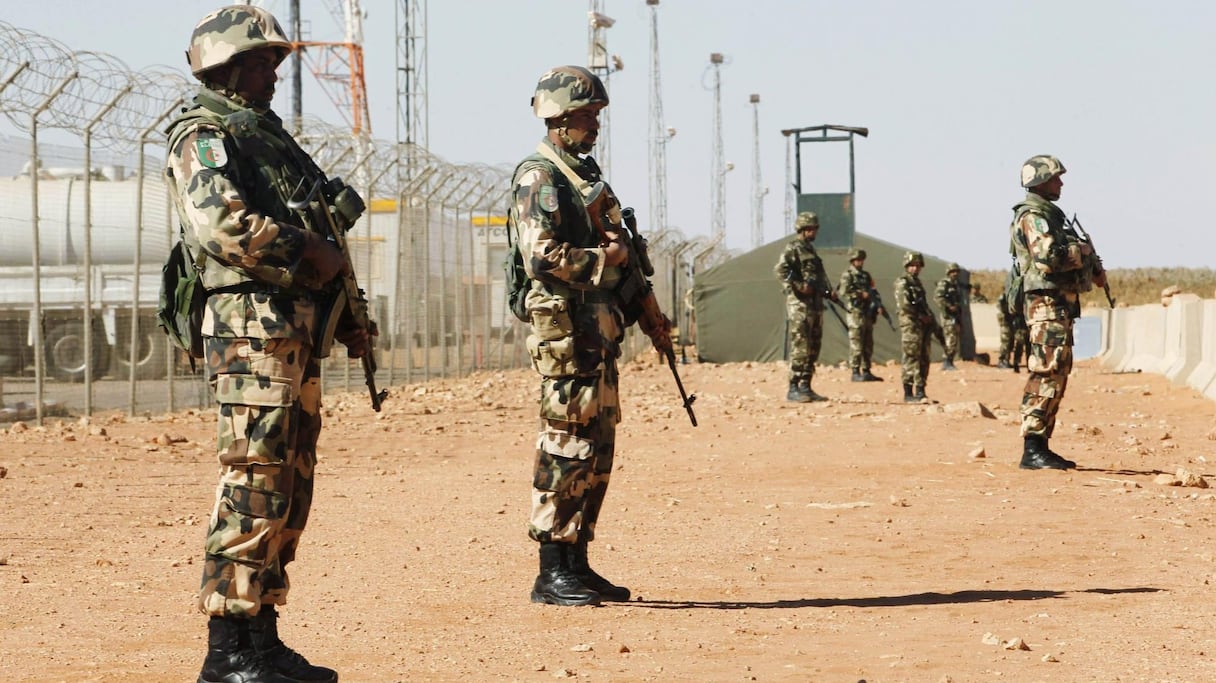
[
  {"left": 1073, "top": 466, "right": 1171, "bottom": 477},
  {"left": 626, "top": 586, "right": 1162, "bottom": 610}
]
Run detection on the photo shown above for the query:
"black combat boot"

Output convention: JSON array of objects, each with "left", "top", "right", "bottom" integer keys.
[
  {"left": 1012, "top": 352, "right": 1022, "bottom": 373},
  {"left": 902, "top": 383, "right": 918, "bottom": 403},
  {"left": 851, "top": 369, "right": 865, "bottom": 382},
  {"left": 801, "top": 380, "right": 828, "bottom": 402},
  {"left": 1019, "top": 435, "right": 1075, "bottom": 470},
  {"left": 941, "top": 358, "right": 958, "bottom": 371},
  {"left": 198, "top": 616, "right": 295, "bottom": 683},
  {"left": 531, "top": 542, "right": 601, "bottom": 606},
  {"left": 997, "top": 358, "right": 1011, "bottom": 369},
  {"left": 861, "top": 367, "right": 882, "bottom": 382},
  {"left": 912, "top": 385, "right": 927, "bottom": 402},
  {"left": 787, "top": 380, "right": 810, "bottom": 403},
  {"left": 250, "top": 607, "right": 338, "bottom": 683},
  {"left": 569, "top": 537, "right": 630, "bottom": 602}
]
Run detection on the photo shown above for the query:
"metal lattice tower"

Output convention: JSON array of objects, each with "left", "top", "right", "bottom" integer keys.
[
  {"left": 708, "top": 53, "right": 726, "bottom": 241},
  {"left": 587, "top": 2, "right": 616, "bottom": 173},
  {"left": 647, "top": 0, "right": 669, "bottom": 234},
  {"left": 749, "top": 93, "right": 765, "bottom": 248},
  {"left": 294, "top": 0, "right": 372, "bottom": 135},
  {"left": 396, "top": 0, "right": 427, "bottom": 178}
]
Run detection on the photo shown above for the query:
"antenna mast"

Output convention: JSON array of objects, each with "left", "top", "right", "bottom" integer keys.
[
  {"left": 709, "top": 52, "right": 726, "bottom": 242},
  {"left": 396, "top": 0, "right": 428, "bottom": 177},
  {"left": 587, "top": 1, "right": 617, "bottom": 174},
  {"left": 749, "top": 93, "right": 765, "bottom": 248},
  {"left": 295, "top": 0, "right": 372, "bottom": 135},
  {"left": 647, "top": 0, "right": 670, "bottom": 233}
]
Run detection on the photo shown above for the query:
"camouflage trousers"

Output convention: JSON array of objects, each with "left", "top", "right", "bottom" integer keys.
[
  {"left": 528, "top": 360, "right": 621, "bottom": 544},
  {"left": 941, "top": 318, "right": 961, "bottom": 361},
  {"left": 846, "top": 309, "right": 875, "bottom": 371},
  {"left": 1020, "top": 295, "right": 1075, "bottom": 438},
  {"left": 999, "top": 321, "right": 1029, "bottom": 365},
  {"left": 786, "top": 299, "right": 823, "bottom": 383},
  {"left": 198, "top": 336, "right": 322, "bottom": 618},
  {"left": 899, "top": 322, "right": 931, "bottom": 387}
]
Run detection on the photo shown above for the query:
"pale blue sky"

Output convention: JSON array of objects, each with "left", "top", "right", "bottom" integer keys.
[{"left": 4, "top": 1, "right": 1213, "bottom": 269}]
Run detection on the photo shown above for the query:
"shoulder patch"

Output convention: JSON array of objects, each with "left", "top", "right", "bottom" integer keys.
[
  {"left": 195, "top": 136, "right": 228, "bottom": 169},
  {"left": 1030, "top": 215, "right": 1049, "bottom": 234},
  {"left": 538, "top": 185, "right": 559, "bottom": 213}
]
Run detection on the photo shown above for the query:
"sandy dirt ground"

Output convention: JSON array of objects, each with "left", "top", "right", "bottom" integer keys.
[{"left": 2, "top": 353, "right": 1216, "bottom": 682}]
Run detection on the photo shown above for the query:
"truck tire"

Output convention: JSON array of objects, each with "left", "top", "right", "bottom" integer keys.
[
  {"left": 113, "top": 319, "right": 169, "bottom": 380},
  {"left": 45, "top": 320, "right": 109, "bottom": 383}
]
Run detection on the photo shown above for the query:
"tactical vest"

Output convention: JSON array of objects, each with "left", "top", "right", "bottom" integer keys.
[
  {"left": 1009, "top": 192, "right": 1069, "bottom": 294},
  {"left": 165, "top": 89, "right": 323, "bottom": 294}
]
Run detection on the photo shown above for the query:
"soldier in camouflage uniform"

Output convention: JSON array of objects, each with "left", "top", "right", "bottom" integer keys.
[
  {"left": 995, "top": 288, "right": 1028, "bottom": 371},
  {"left": 934, "top": 263, "right": 963, "bottom": 371},
  {"left": 775, "top": 212, "right": 839, "bottom": 402},
  {"left": 970, "top": 284, "right": 989, "bottom": 303},
  {"left": 166, "top": 7, "right": 371, "bottom": 682},
  {"left": 837, "top": 248, "right": 883, "bottom": 382},
  {"left": 894, "top": 251, "right": 934, "bottom": 403},
  {"left": 1009, "top": 154, "right": 1106, "bottom": 470},
  {"left": 512, "top": 65, "right": 657, "bottom": 607}
]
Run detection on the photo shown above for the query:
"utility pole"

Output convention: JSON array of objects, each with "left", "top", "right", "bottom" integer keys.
[
  {"left": 709, "top": 52, "right": 727, "bottom": 242},
  {"left": 587, "top": 1, "right": 618, "bottom": 174},
  {"left": 396, "top": 0, "right": 428, "bottom": 176},
  {"left": 749, "top": 93, "right": 765, "bottom": 248},
  {"left": 647, "top": 0, "right": 672, "bottom": 234}
]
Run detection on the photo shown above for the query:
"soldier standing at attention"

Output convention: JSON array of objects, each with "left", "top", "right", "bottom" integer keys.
[
  {"left": 513, "top": 66, "right": 667, "bottom": 606},
  {"left": 970, "top": 283, "right": 989, "bottom": 303},
  {"left": 167, "top": 6, "right": 372, "bottom": 682},
  {"left": 837, "top": 248, "right": 883, "bottom": 382},
  {"left": 934, "top": 263, "right": 963, "bottom": 371},
  {"left": 895, "top": 251, "right": 933, "bottom": 403},
  {"left": 1009, "top": 155, "right": 1106, "bottom": 470},
  {"left": 775, "top": 211, "right": 839, "bottom": 402}
]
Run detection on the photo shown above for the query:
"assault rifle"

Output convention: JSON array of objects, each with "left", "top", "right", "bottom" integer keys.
[
  {"left": 907, "top": 287, "right": 947, "bottom": 349},
  {"left": 783, "top": 270, "right": 848, "bottom": 334},
  {"left": 288, "top": 177, "right": 388, "bottom": 412},
  {"left": 867, "top": 286, "right": 895, "bottom": 331},
  {"left": 1066, "top": 214, "right": 1116, "bottom": 308},
  {"left": 586, "top": 185, "right": 698, "bottom": 427}
]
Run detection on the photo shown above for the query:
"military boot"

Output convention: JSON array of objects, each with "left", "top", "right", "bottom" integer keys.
[
  {"left": 941, "top": 358, "right": 958, "bottom": 371},
  {"left": 1019, "top": 435, "right": 1075, "bottom": 470},
  {"left": 912, "top": 385, "right": 927, "bottom": 402},
  {"left": 531, "top": 542, "right": 601, "bottom": 606},
  {"left": 996, "top": 358, "right": 1011, "bottom": 369},
  {"left": 851, "top": 369, "right": 865, "bottom": 382},
  {"left": 250, "top": 607, "right": 338, "bottom": 683},
  {"left": 902, "top": 383, "right": 918, "bottom": 403},
  {"left": 198, "top": 616, "right": 295, "bottom": 683},
  {"left": 861, "top": 367, "right": 883, "bottom": 382},
  {"left": 787, "top": 380, "right": 811, "bottom": 403},
  {"left": 801, "top": 380, "right": 828, "bottom": 402},
  {"left": 569, "top": 537, "right": 630, "bottom": 602}
]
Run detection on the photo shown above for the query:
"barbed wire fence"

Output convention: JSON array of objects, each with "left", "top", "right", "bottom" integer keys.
[{"left": 0, "top": 21, "right": 729, "bottom": 424}]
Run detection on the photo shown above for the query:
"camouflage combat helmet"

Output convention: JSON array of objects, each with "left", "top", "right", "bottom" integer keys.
[
  {"left": 795, "top": 211, "right": 819, "bottom": 231},
  {"left": 532, "top": 66, "right": 609, "bottom": 120},
  {"left": 186, "top": 5, "right": 293, "bottom": 79},
  {"left": 946, "top": 262, "right": 960, "bottom": 273},
  {"left": 1020, "top": 154, "right": 1066, "bottom": 188},
  {"left": 848, "top": 248, "right": 867, "bottom": 261},
  {"left": 903, "top": 251, "right": 925, "bottom": 267}
]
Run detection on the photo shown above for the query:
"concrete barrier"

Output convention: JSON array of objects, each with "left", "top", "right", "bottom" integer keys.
[
  {"left": 1162, "top": 295, "right": 1203, "bottom": 386},
  {"left": 1074, "top": 308, "right": 1108, "bottom": 361},
  {"left": 1098, "top": 306, "right": 1130, "bottom": 371},
  {"left": 1185, "top": 300, "right": 1216, "bottom": 399},
  {"left": 970, "top": 303, "right": 999, "bottom": 353},
  {"left": 1119, "top": 305, "right": 1168, "bottom": 374}
]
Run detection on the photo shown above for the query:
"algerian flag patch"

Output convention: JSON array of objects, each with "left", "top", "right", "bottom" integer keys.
[
  {"left": 538, "top": 185, "right": 559, "bottom": 213},
  {"left": 196, "top": 137, "right": 228, "bottom": 169}
]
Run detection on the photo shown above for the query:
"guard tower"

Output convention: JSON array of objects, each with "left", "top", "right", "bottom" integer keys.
[{"left": 780, "top": 124, "right": 868, "bottom": 249}]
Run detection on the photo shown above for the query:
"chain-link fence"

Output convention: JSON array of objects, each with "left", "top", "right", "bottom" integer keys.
[{"left": 0, "top": 22, "right": 730, "bottom": 424}]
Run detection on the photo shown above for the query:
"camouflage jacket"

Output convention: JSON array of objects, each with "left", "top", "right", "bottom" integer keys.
[
  {"left": 934, "top": 276, "right": 963, "bottom": 323},
  {"left": 775, "top": 238, "right": 829, "bottom": 310},
  {"left": 837, "top": 264, "right": 875, "bottom": 315},
  {"left": 894, "top": 273, "right": 931, "bottom": 328},
  {"left": 1008, "top": 192, "right": 1089, "bottom": 298},
  {"left": 164, "top": 88, "right": 330, "bottom": 341}
]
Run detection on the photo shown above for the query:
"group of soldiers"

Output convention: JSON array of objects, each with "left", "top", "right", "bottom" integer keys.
[{"left": 774, "top": 212, "right": 966, "bottom": 405}]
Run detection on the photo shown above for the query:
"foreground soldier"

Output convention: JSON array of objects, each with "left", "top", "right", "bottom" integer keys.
[
  {"left": 895, "top": 252, "right": 933, "bottom": 403},
  {"left": 934, "top": 263, "right": 963, "bottom": 371},
  {"left": 1008, "top": 155, "right": 1106, "bottom": 470},
  {"left": 837, "top": 248, "right": 882, "bottom": 382},
  {"left": 167, "top": 6, "right": 370, "bottom": 682},
  {"left": 775, "top": 212, "right": 838, "bottom": 401},
  {"left": 512, "top": 65, "right": 647, "bottom": 606}
]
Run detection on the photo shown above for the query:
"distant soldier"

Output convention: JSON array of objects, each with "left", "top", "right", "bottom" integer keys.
[
  {"left": 837, "top": 248, "right": 883, "bottom": 382},
  {"left": 970, "top": 283, "right": 989, "bottom": 303},
  {"left": 775, "top": 211, "right": 839, "bottom": 402},
  {"left": 995, "top": 288, "right": 1028, "bottom": 371},
  {"left": 894, "top": 251, "right": 933, "bottom": 403},
  {"left": 1009, "top": 154, "right": 1106, "bottom": 470},
  {"left": 934, "top": 263, "right": 963, "bottom": 371}
]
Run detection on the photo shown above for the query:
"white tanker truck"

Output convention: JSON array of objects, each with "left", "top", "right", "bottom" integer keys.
[{"left": 0, "top": 175, "right": 174, "bottom": 381}]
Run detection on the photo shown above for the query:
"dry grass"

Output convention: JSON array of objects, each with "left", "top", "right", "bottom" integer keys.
[{"left": 967, "top": 267, "right": 1216, "bottom": 308}]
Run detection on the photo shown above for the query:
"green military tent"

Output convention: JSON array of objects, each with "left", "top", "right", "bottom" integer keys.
[{"left": 690, "top": 232, "right": 974, "bottom": 365}]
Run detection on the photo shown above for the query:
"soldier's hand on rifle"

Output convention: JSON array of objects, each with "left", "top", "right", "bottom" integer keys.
[
  {"left": 602, "top": 231, "right": 630, "bottom": 267},
  {"left": 642, "top": 312, "right": 673, "bottom": 354},
  {"left": 300, "top": 230, "right": 349, "bottom": 286},
  {"left": 1093, "top": 269, "right": 1108, "bottom": 289},
  {"left": 336, "top": 317, "right": 377, "bottom": 359}
]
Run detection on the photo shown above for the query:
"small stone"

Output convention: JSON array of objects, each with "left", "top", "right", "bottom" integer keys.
[{"left": 1002, "top": 637, "right": 1030, "bottom": 651}]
